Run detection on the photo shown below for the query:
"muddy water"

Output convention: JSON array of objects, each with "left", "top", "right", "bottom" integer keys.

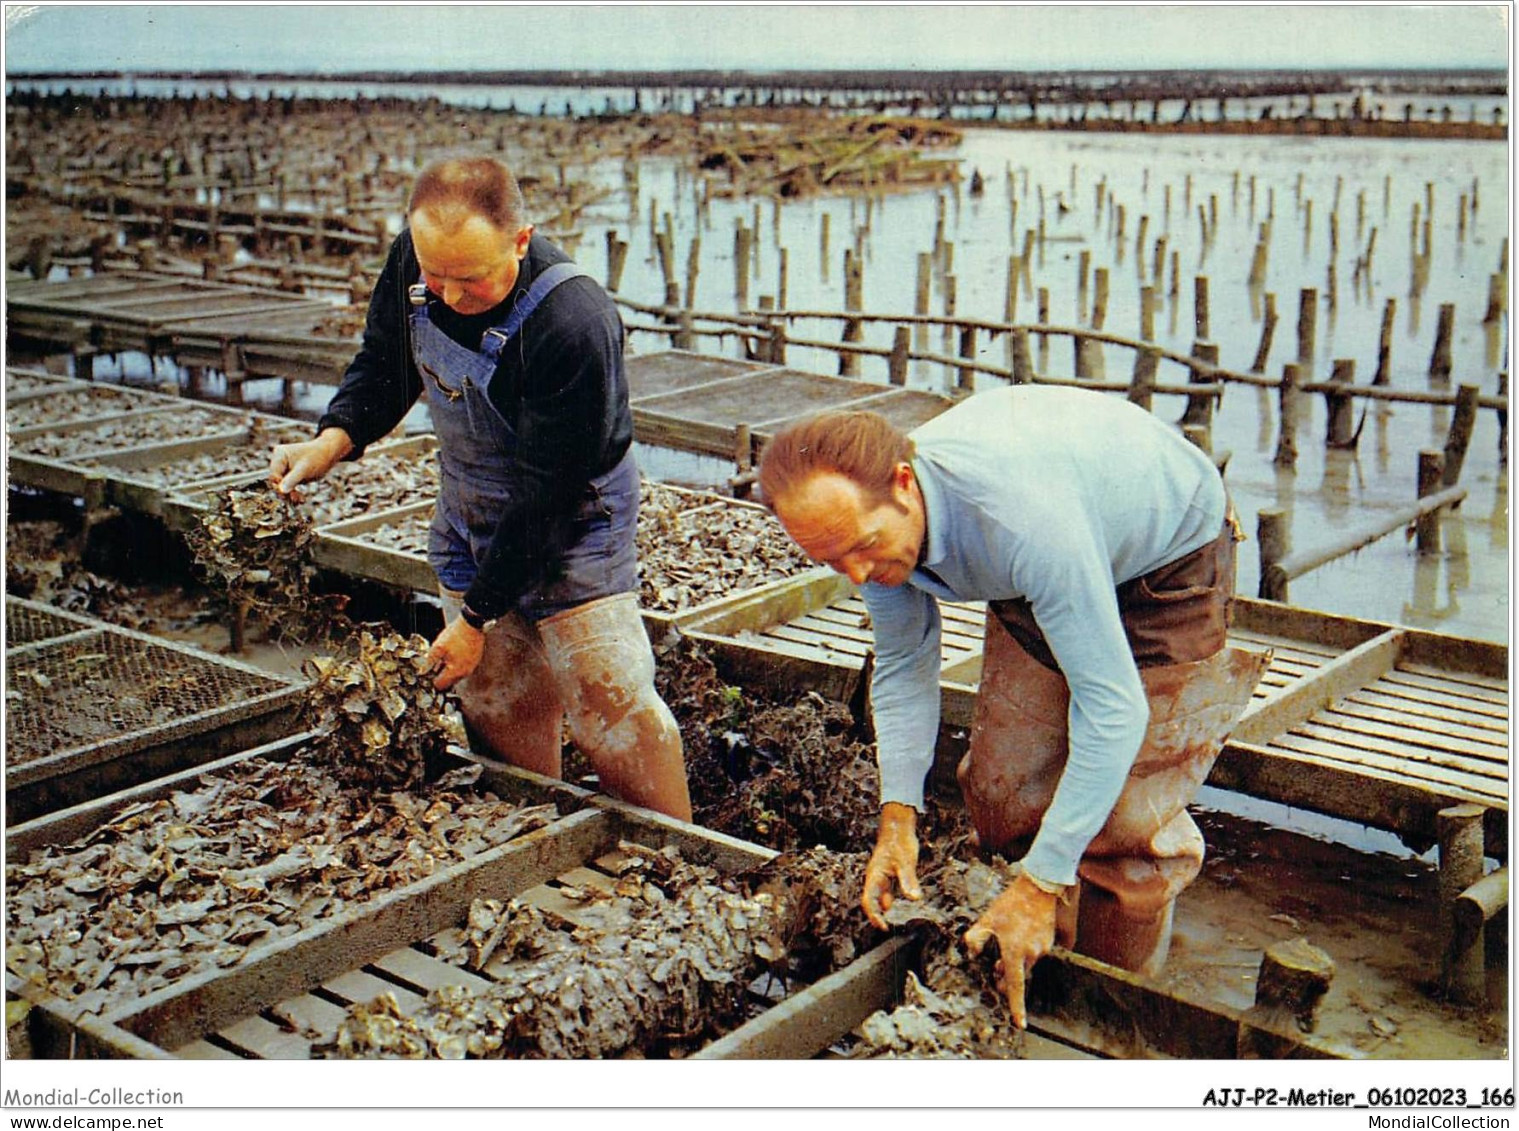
[{"left": 582, "top": 128, "right": 1509, "bottom": 644}]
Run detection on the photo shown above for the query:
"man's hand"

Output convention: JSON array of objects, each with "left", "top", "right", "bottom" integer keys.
[
  {"left": 428, "top": 617, "right": 485, "bottom": 690},
  {"left": 268, "top": 427, "right": 355, "bottom": 499},
  {"left": 962, "top": 872, "right": 1060, "bottom": 1029},
  {"left": 861, "top": 801, "right": 923, "bottom": 929}
]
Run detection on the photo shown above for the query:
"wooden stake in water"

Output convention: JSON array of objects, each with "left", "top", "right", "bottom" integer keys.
[
  {"left": 889, "top": 325, "right": 910, "bottom": 386},
  {"left": 734, "top": 222, "right": 752, "bottom": 309},
  {"left": 684, "top": 235, "right": 701, "bottom": 308},
  {"left": 1273, "top": 363, "right": 1302, "bottom": 470},
  {"left": 1128, "top": 344, "right": 1159, "bottom": 409},
  {"left": 1251, "top": 292, "right": 1278, "bottom": 374},
  {"left": 1256, "top": 508, "right": 1291, "bottom": 599},
  {"left": 1296, "top": 288, "right": 1318, "bottom": 367},
  {"left": 1436, "top": 802, "right": 1488, "bottom": 1005},
  {"left": 1416, "top": 450, "right": 1446, "bottom": 553},
  {"left": 914, "top": 252, "right": 931, "bottom": 317},
  {"left": 1248, "top": 238, "right": 1269, "bottom": 288},
  {"left": 1483, "top": 272, "right": 1507, "bottom": 324},
  {"left": 1428, "top": 303, "right": 1455, "bottom": 384},
  {"left": 1010, "top": 326, "right": 1034, "bottom": 384},
  {"left": 1374, "top": 297, "right": 1397, "bottom": 385},
  {"left": 1443, "top": 384, "right": 1480, "bottom": 486},
  {"left": 606, "top": 233, "right": 629, "bottom": 293},
  {"left": 840, "top": 248, "right": 863, "bottom": 376},
  {"left": 1193, "top": 275, "right": 1210, "bottom": 339},
  {"left": 1182, "top": 340, "right": 1218, "bottom": 428},
  {"left": 1325, "top": 359, "right": 1357, "bottom": 448},
  {"left": 1005, "top": 255, "right": 1021, "bottom": 323},
  {"left": 957, "top": 324, "right": 976, "bottom": 391}
]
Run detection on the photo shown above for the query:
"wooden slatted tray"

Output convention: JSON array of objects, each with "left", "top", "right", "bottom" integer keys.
[{"left": 685, "top": 581, "right": 1508, "bottom": 856}]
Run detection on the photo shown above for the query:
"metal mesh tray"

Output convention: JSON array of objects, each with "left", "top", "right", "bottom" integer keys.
[
  {"left": 8, "top": 407, "right": 251, "bottom": 460},
  {"left": 4, "top": 597, "right": 96, "bottom": 649},
  {"left": 4, "top": 368, "right": 85, "bottom": 402},
  {"left": 6, "top": 628, "right": 298, "bottom": 777},
  {"left": 5, "top": 385, "right": 161, "bottom": 430}
]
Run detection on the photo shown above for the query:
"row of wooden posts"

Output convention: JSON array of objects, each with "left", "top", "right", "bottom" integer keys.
[
  {"left": 614, "top": 286, "right": 1498, "bottom": 595},
  {"left": 615, "top": 288, "right": 1504, "bottom": 436}
]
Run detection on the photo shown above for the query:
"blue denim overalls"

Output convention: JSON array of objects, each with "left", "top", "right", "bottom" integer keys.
[{"left": 410, "top": 262, "right": 640, "bottom": 621}]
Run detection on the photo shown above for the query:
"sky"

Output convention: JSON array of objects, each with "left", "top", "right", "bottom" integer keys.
[{"left": 1, "top": 2, "right": 1511, "bottom": 74}]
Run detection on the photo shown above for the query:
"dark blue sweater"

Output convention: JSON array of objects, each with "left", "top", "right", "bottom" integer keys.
[{"left": 320, "top": 231, "right": 631, "bottom": 619}]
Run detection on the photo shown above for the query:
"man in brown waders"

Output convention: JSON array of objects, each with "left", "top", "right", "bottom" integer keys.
[
  {"left": 759, "top": 385, "right": 1268, "bottom": 1027},
  {"left": 270, "top": 155, "right": 691, "bottom": 821}
]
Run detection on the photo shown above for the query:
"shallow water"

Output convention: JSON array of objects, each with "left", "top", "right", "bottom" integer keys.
[{"left": 581, "top": 127, "right": 1510, "bottom": 644}]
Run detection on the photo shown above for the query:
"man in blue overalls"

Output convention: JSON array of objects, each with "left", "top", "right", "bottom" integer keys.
[{"left": 270, "top": 155, "right": 692, "bottom": 820}]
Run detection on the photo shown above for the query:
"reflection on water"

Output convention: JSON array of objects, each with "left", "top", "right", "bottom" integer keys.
[{"left": 584, "top": 127, "right": 1508, "bottom": 643}]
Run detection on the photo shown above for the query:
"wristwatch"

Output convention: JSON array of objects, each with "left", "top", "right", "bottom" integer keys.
[{"left": 459, "top": 604, "right": 496, "bottom": 632}]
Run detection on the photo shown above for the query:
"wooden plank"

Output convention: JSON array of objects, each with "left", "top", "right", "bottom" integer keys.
[
  {"left": 268, "top": 993, "right": 350, "bottom": 1045},
  {"left": 106, "top": 808, "right": 617, "bottom": 1051},
  {"left": 369, "top": 947, "right": 494, "bottom": 996},
  {"left": 1264, "top": 731, "right": 1507, "bottom": 797},
  {"left": 1345, "top": 688, "right": 1510, "bottom": 736},
  {"left": 681, "top": 569, "right": 853, "bottom": 636},
  {"left": 1027, "top": 948, "right": 1342, "bottom": 1060},
  {"left": 1229, "top": 631, "right": 1338, "bottom": 665},
  {"left": 321, "top": 970, "right": 427, "bottom": 1015},
  {"left": 213, "top": 1013, "right": 312, "bottom": 1060},
  {"left": 173, "top": 1039, "right": 243, "bottom": 1060},
  {"left": 806, "top": 606, "right": 874, "bottom": 631},
  {"left": 1363, "top": 677, "right": 1510, "bottom": 721},
  {"left": 1212, "top": 740, "right": 1507, "bottom": 857},
  {"left": 1231, "top": 630, "right": 1403, "bottom": 745},
  {"left": 1378, "top": 669, "right": 1509, "bottom": 709},
  {"left": 1310, "top": 707, "right": 1508, "bottom": 759},
  {"left": 554, "top": 865, "right": 620, "bottom": 894},
  {"left": 515, "top": 882, "right": 605, "bottom": 926},
  {"left": 694, "top": 934, "right": 917, "bottom": 1059},
  {"left": 766, "top": 624, "right": 872, "bottom": 657},
  {"left": 1398, "top": 632, "right": 1509, "bottom": 681},
  {"left": 1232, "top": 597, "right": 1388, "bottom": 652},
  {"left": 592, "top": 800, "right": 779, "bottom": 875},
  {"left": 1397, "top": 660, "right": 1509, "bottom": 694},
  {"left": 310, "top": 530, "right": 437, "bottom": 593}
]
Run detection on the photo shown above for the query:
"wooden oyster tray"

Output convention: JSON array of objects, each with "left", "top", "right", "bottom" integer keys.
[{"left": 3, "top": 596, "right": 307, "bottom": 826}]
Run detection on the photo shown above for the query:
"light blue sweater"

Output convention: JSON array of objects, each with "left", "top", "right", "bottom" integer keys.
[{"left": 863, "top": 385, "right": 1226, "bottom": 886}]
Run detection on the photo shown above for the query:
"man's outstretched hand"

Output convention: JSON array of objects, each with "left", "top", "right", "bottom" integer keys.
[
  {"left": 428, "top": 617, "right": 485, "bottom": 690},
  {"left": 962, "top": 872, "right": 1060, "bottom": 1029},
  {"left": 860, "top": 801, "right": 924, "bottom": 930}
]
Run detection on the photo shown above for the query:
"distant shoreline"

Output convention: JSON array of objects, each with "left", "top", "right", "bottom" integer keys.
[{"left": 6, "top": 65, "right": 1507, "bottom": 95}]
